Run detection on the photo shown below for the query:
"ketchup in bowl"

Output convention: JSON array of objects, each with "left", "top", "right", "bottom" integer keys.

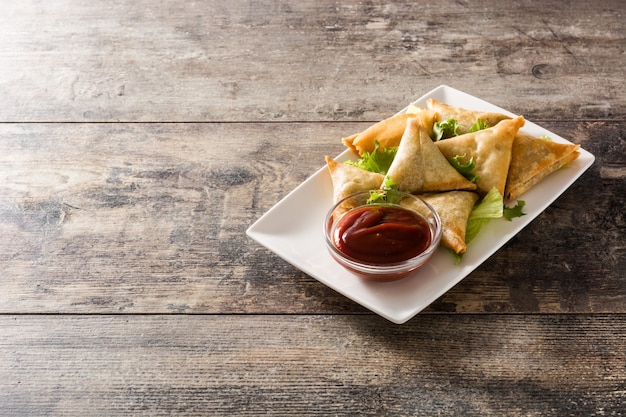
[
  {"left": 332, "top": 205, "right": 432, "bottom": 264},
  {"left": 324, "top": 190, "right": 442, "bottom": 281}
]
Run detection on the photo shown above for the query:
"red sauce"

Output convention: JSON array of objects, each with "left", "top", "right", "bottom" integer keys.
[{"left": 332, "top": 205, "right": 432, "bottom": 264}]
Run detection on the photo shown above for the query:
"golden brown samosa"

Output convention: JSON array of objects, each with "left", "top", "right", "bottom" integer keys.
[
  {"left": 505, "top": 133, "right": 580, "bottom": 201},
  {"left": 342, "top": 109, "right": 438, "bottom": 156},
  {"left": 420, "top": 191, "right": 480, "bottom": 254},
  {"left": 386, "top": 118, "right": 477, "bottom": 194},
  {"left": 435, "top": 116, "right": 525, "bottom": 196},
  {"left": 427, "top": 98, "right": 511, "bottom": 134},
  {"left": 325, "top": 156, "right": 384, "bottom": 204}
]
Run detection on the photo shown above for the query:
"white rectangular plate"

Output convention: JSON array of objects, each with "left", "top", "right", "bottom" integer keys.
[{"left": 246, "top": 85, "right": 595, "bottom": 324}]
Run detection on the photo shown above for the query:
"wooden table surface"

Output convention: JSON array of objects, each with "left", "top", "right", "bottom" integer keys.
[{"left": 1, "top": 1, "right": 624, "bottom": 415}]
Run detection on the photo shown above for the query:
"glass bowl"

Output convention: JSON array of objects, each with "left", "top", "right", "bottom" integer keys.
[{"left": 324, "top": 190, "right": 442, "bottom": 281}]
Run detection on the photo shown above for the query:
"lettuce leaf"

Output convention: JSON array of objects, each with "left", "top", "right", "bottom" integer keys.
[
  {"left": 450, "top": 154, "right": 480, "bottom": 183},
  {"left": 366, "top": 176, "right": 401, "bottom": 204},
  {"left": 433, "top": 119, "right": 460, "bottom": 141},
  {"left": 465, "top": 187, "right": 504, "bottom": 243},
  {"left": 345, "top": 140, "right": 397, "bottom": 175},
  {"left": 503, "top": 200, "right": 526, "bottom": 221},
  {"left": 468, "top": 118, "right": 490, "bottom": 133}
]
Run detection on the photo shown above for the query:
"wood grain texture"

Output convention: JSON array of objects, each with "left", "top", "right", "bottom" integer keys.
[
  {"left": 0, "top": 0, "right": 624, "bottom": 122},
  {"left": 1, "top": 1, "right": 625, "bottom": 415},
  {"left": 1, "top": 120, "right": 623, "bottom": 314},
  {"left": 1, "top": 314, "right": 625, "bottom": 416}
]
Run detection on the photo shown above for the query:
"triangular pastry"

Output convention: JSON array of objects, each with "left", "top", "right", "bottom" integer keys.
[
  {"left": 435, "top": 116, "right": 525, "bottom": 196},
  {"left": 325, "top": 156, "right": 385, "bottom": 204},
  {"left": 342, "top": 109, "right": 438, "bottom": 156},
  {"left": 427, "top": 98, "right": 511, "bottom": 134},
  {"left": 505, "top": 133, "right": 580, "bottom": 201},
  {"left": 386, "top": 117, "right": 477, "bottom": 194},
  {"left": 419, "top": 191, "right": 480, "bottom": 254}
]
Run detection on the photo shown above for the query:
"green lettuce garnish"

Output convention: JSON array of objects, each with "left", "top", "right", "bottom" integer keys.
[
  {"left": 503, "top": 200, "right": 526, "bottom": 221},
  {"left": 366, "top": 176, "right": 400, "bottom": 204},
  {"left": 468, "top": 118, "right": 490, "bottom": 133},
  {"left": 345, "top": 140, "right": 397, "bottom": 175},
  {"left": 450, "top": 154, "right": 480, "bottom": 183},
  {"left": 434, "top": 118, "right": 488, "bottom": 141},
  {"left": 433, "top": 119, "right": 460, "bottom": 141},
  {"left": 465, "top": 187, "right": 504, "bottom": 243}
]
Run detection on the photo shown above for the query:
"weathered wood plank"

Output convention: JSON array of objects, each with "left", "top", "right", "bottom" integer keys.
[
  {"left": 1, "top": 2, "right": 623, "bottom": 416},
  {"left": 0, "top": 314, "right": 624, "bottom": 416},
  {"left": 0, "top": 121, "right": 623, "bottom": 314},
  {"left": 0, "top": 0, "right": 624, "bottom": 122}
]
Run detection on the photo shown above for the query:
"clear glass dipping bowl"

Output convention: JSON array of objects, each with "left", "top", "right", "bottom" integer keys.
[{"left": 324, "top": 190, "right": 442, "bottom": 281}]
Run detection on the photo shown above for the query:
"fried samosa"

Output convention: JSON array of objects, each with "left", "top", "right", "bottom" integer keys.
[
  {"left": 427, "top": 98, "right": 512, "bottom": 134},
  {"left": 386, "top": 117, "right": 477, "bottom": 194},
  {"left": 420, "top": 191, "right": 480, "bottom": 254},
  {"left": 342, "top": 109, "right": 438, "bottom": 156},
  {"left": 435, "top": 116, "right": 525, "bottom": 196},
  {"left": 505, "top": 133, "right": 581, "bottom": 201},
  {"left": 325, "top": 156, "right": 384, "bottom": 204}
]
